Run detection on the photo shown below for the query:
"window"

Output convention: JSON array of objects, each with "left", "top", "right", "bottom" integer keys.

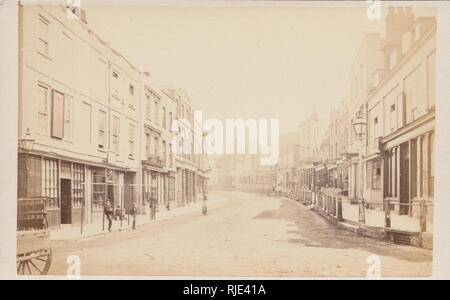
[
  {"left": 402, "top": 32, "right": 411, "bottom": 54},
  {"left": 112, "top": 116, "right": 120, "bottom": 154},
  {"left": 169, "top": 143, "right": 173, "bottom": 168},
  {"left": 154, "top": 98, "right": 159, "bottom": 125},
  {"left": 81, "top": 102, "right": 92, "bottom": 144},
  {"left": 154, "top": 136, "right": 159, "bottom": 157},
  {"left": 145, "top": 94, "right": 151, "bottom": 119},
  {"left": 162, "top": 141, "right": 167, "bottom": 164},
  {"left": 390, "top": 50, "right": 397, "bottom": 70},
  {"left": 129, "top": 84, "right": 134, "bottom": 96},
  {"left": 146, "top": 133, "right": 151, "bottom": 159},
  {"left": 51, "top": 90, "right": 64, "bottom": 139},
  {"left": 37, "top": 15, "right": 49, "bottom": 56},
  {"left": 37, "top": 84, "right": 49, "bottom": 134},
  {"left": 72, "top": 163, "right": 85, "bottom": 207},
  {"left": 63, "top": 94, "right": 72, "bottom": 140},
  {"left": 404, "top": 68, "right": 421, "bottom": 123},
  {"left": 92, "top": 168, "right": 105, "bottom": 212},
  {"left": 129, "top": 84, "right": 135, "bottom": 109},
  {"left": 169, "top": 112, "right": 173, "bottom": 130},
  {"left": 112, "top": 71, "right": 119, "bottom": 99},
  {"left": 50, "top": 90, "right": 72, "bottom": 140},
  {"left": 372, "top": 160, "right": 381, "bottom": 189},
  {"left": 162, "top": 106, "right": 167, "bottom": 129},
  {"left": 415, "top": 23, "right": 421, "bottom": 42},
  {"left": 42, "top": 158, "right": 59, "bottom": 208},
  {"left": 98, "top": 110, "right": 106, "bottom": 149},
  {"left": 129, "top": 124, "right": 135, "bottom": 157},
  {"left": 390, "top": 104, "right": 396, "bottom": 132},
  {"left": 373, "top": 117, "right": 378, "bottom": 146}
]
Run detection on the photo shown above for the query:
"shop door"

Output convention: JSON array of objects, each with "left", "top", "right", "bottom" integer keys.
[{"left": 61, "top": 179, "right": 72, "bottom": 224}]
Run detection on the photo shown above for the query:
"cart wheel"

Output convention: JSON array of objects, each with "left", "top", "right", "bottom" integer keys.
[{"left": 17, "top": 248, "right": 52, "bottom": 275}]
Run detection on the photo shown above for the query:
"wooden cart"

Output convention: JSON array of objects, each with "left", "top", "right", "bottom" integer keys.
[{"left": 17, "top": 197, "right": 52, "bottom": 275}]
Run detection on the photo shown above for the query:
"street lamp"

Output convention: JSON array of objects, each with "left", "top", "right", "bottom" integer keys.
[
  {"left": 352, "top": 112, "right": 367, "bottom": 139},
  {"left": 19, "top": 128, "right": 35, "bottom": 152}
]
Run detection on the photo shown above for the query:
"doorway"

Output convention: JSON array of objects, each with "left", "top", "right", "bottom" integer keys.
[
  {"left": 400, "top": 143, "right": 410, "bottom": 215},
  {"left": 60, "top": 179, "right": 71, "bottom": 224}
]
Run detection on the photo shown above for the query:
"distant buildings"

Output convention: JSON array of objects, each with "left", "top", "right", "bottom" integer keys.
[{"left": 211, "top": 7, "right": 436, "bottom": 239}]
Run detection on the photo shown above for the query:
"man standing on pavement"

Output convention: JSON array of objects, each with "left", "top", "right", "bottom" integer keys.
[
  {"left": 150, "top": 196, "right": 156, "bottom": 220},
  {"left": 130, "top": 202, "right": 137, "bottom": 230},
  {"left": 202, "top": 191, "right": 208, "bottom": 216},
  {"left": 104, "top": 200, "right": 114, "bottom": 232}
]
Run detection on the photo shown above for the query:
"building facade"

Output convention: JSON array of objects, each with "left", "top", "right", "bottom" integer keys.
[{"left": 17, "top": 4, "right": 209, "bottom": 228}]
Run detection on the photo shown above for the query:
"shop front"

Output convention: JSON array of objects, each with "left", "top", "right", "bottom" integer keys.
[
  {"left": 383, "top": 117, "right": 434, "bottom": 217},
  {"left": 18, "top": 152, "right": 88, "bottom": 228}
]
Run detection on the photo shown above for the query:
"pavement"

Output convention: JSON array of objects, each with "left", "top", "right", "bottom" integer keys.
[
  {"left": 46, "top": 190, "right": 432, "bottom": 277},
  {"left": 341, "top": 202, "right": 434, "bottom": 233},
  {"left": 50, "top": 196, "right": 222, "bottom": 241}
]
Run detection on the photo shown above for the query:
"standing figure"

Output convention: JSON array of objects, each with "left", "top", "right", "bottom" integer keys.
[
  {"left": 150, "top": 196, "right": 157, "bottom": 220},
  {"left": 130, "top": 203, "right": 137, "bottom": 230},
  {"left": 104, "top": 200, "right": 114, "bottom": 232},
  {"left": 202, "top": 191, "right": 208, "bottom": 216}
]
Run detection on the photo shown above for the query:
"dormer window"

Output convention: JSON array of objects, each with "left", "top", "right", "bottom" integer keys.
[
  {"left": 389, "top": 49, "right": 397, "bottom": 70},
  {"left": 415, "top": 23, "right": 421, "bottom": 42}
]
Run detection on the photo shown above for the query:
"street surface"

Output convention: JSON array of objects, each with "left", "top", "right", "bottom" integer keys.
[{"left": 48, "top": 191, "right": 432, "bottom": 277}]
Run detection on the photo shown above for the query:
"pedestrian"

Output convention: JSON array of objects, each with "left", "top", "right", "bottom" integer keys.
[
  {"left": 202, "top": 191, "right": 208, "bottom": 216},
  {"left": 150, "top": 196, "right": 157, "bottom": 220},
  {"left": 104, "top": 200, "right": 114, "bottom": 232},
  {"left": 130, "top": 203, "right": 137, "bottom": 230}
]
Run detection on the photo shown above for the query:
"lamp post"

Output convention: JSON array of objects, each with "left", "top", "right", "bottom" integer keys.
[
  {"left": 352, "top": 111, "right": 367, "bottom": 140},
  {"left": 352, "top": 109, "right": 367, "bottom": 224},
  {"left": 19, "top": 128, "right": 35, "bottom": 152}
]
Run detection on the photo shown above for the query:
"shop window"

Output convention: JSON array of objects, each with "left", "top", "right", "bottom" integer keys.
[
  {"left": 92, "top": 168, "right": 105, "bottom": 212},
  {"left": 72, "top": 163, "right": 85, "bottom": 207},
  {"left": 367, "top": 159, "right": 381, "bottom": 190},
  {"left": 42, "top": 158, "right": 59, "bottom": 208}
]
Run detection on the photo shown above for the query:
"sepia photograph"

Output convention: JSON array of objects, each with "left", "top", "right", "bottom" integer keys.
[{"left": 1, "top": 0, "right": 449, "bottom": 282}]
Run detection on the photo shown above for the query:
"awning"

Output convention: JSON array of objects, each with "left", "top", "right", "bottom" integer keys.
[
  {"left": 327, "top": 164, "right": 337, "bottom": 170},
  {"left": 315, "top": 165, "right": 326, "bottom": 171}
]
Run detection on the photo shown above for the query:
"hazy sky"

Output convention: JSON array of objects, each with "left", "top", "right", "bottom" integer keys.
[{"left": 83, "top": 3, "right": 435, "bottom": 134}]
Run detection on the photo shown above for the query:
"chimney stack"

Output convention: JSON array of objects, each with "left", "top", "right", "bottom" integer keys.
[{"left": 384, "top": 7, "right": 415, "bottom": 69}]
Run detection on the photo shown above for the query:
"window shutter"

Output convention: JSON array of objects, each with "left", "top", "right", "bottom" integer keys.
[{"left": 52, "top": 90, "right": 64, "bottom": 139}]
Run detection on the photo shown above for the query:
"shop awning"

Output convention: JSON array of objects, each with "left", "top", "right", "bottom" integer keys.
[{"left": 315, "top": 165, "right": 326, "bottom": 171}]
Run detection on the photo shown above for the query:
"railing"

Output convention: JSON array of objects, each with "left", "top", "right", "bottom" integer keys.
[{"left": 310, "top": 190, "right": 433, "bottom": 235}]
